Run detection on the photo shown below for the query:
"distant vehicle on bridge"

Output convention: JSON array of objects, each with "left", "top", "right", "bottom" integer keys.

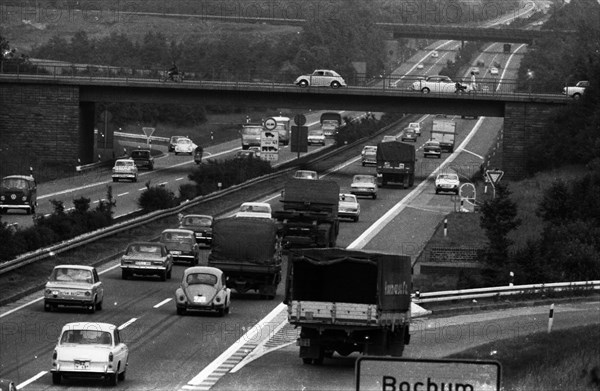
[
  {"left": 562, "top": 80, "right": 588, "bottom": 100},
  {"left": 294, "top": 70, "right": 346, "bottom": 88},
  {"left": 410, "top": 75, "right": 472, "bottom": 94}
]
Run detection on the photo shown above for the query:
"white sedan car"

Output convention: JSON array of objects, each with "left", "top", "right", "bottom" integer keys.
[
  {"left": 351, "top": 174, "right": 378, "bottom": 199},
  {"left": 295, "top": 69, "right": 346, "bottom": 88},
  {"left": 51, "top": 322, "right": 129, "bottom": 386},
  {"left": 407, "top": 122, "right": 421, "bottom": 136},
  {"left": 411, "top": 75, "right": 470, "bottom": 94},
  {"left": 235, "top": 202, "right": 272, "bottom": 219},
  {"left": 490, "top": 67, "right": 499, "bottom": 76},
  {"left": 174, "top": 138, "right": 196, "bottom": 155},
  {"left": 338, "top": 193, "right": 360, "bottom": 222},
  {"left": 435, "top": 173, "right": 460, "bottom": 195}
]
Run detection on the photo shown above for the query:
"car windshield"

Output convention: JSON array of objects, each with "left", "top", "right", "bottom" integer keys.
[
  {"left": 186, "top": 273, "right": 218, "bottom": 285},
  {"left": 170, "top": 137, "right": 182, "bottom": 143},
  {"left": 50, "top": 268, "right": 93, "bottom": 283},
  {"left": 130, "top": 151, "right": 149, "bottom": 158},
  {"left": 242, "top": 127, "right": 262, "bottom": 135},
  {"left": 177, "top": 139, "right": 191, "bottom": 145},
  {"left": 161, "top": 232, "right": 194, "bottom": 243},
  {"left": 309, "top": 130, "right": 323, "bottom": 135},
  {"left": 438, "top": 174, "right": 458, "bottom": 180},
  {"left": 354, "top": 175, "right": 375, "bottom": 184},
  {"left": 240, "top": 204, "right": 270, "bottom": 213},
  {"left": 126, "top": 244, "right": 163, "bottom": 257},
  {"left": 115, "top": 160, "right": 133, "bottom": 167},
  {"left": 363, "top": 146, "right": 376, "bottom": 153},
  {"left": 60, "top": 329, "right": 112, "bottom": 345},
  {"left": 1, "top": 178, "right": 30, "bottom": 189},
  {"left": 182, "top": 216, "right": 212, "bottom": 227},
  {"left": 339, "top": 194, "right": 357, "bottom": 202}
]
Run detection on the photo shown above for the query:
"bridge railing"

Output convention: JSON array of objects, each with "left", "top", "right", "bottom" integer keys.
[{"left": 0, "top": 62, "right": 570, "bottom": 98}]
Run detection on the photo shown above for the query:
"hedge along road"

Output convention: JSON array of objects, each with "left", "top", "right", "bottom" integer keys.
[{"left": 2, "top": 109, "right": 365, "bottom": 229}]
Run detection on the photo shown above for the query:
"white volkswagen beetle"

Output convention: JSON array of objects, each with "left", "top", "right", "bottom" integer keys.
[
  {"left": 175, "top": 266, "right": 231, "bottom": 316},
  {"left": 51, "top": 322, "right": 129, "bottom": 386}
]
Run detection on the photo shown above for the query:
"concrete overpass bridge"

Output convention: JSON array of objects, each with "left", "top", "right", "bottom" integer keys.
[{"left": 0, "top": 73, "right": 571, "bottom": 179}]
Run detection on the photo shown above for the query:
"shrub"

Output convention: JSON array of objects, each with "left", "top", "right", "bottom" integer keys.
[{"left": 138, "top": 182, "right": 178, "bottom": 212}]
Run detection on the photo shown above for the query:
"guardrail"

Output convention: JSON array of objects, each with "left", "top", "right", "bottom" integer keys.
[
  {"left": 0, "top": 62, "right": 574, "bottom": 99},
  {"left": 413, "top": 280, "right": 600, "bottom": 304}
]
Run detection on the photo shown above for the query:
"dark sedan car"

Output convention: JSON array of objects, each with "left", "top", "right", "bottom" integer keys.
[
  {"left": 130, "top": 149, "right": 154, "bottom": 170},
  {"left": 179, "top": 214, "right": 214, "bottom": 247}
]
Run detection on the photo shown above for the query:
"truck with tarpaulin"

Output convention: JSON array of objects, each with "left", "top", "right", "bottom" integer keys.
[
  {"left": 208, "top": 217, "right": 282, "bottom": 299},
  {"left": 431, "top": 119, "right": 456, "bottom": 153},
  {"left": 273, "top": 179, "right": 339, "bottom": 248},
  {"left": 320, "top": 112, "right": 343, "bottom": 137},
  {"left": 375, "top": 141, "right": 416, "bottom": 188},
  {"left": 285, "top": 248, "right": 412, "bottom": 364}
]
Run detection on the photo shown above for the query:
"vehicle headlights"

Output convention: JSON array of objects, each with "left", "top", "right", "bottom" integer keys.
[
  {"left": 22, "top": 196, "right": 27, "bottom": 201},
  {"left": 0, "top": 195, "right": 4, "bottom": 200}
]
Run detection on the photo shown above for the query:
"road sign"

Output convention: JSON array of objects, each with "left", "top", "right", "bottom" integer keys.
[
  {"left": 459, "top": 183, "right": 476, "bottom": 201},
  {"left": 261, "top": 130, "right": 279, "bottom": 162},
  {"left": 356, "top": 357, "right": 501, "bottom": 391},
  {"left": 290, "top": 125, "right": 308, "bottom": 153},
  {"left": 294, "top": 114, "right": 307, "bottom": 126},
  {"left": 142, "top": 127, "right": 155, "bottom": 137},
  {"left": 264, "top": 117, "right": 277, "bottom": 131},
  {"left": 485, "top": 170, "right": 504, "bottom": 185}
]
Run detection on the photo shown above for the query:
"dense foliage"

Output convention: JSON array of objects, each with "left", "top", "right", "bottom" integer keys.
[
  {"left": 514, "top": 0, "right": 600, "bottom": 173},
  {"left": 0, "top": 190, "right": 115, "bottom": 262}
]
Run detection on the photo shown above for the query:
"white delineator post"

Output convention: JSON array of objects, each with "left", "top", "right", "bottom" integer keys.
[
  {"left": 443, "top": 218, "right": 448, "bottom": 237},
  {"left": 547, "top": 303, "right": 554, "bottom": 333}
]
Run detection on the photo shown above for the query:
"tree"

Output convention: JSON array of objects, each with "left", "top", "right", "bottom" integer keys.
[{"left": 479, "top": 183, "right": 521, "bottom": 285}]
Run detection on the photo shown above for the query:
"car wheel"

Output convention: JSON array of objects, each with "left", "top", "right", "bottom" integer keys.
[
  {"left": 167, "top": 268, "right": 172, "bottom": 279},
  {"left": 435, "top": 189, "right": 439, "bottom": 194},
  {"left": 177, "top": 307, "right": 186, "bottom": 316},
  {"left": 96, "top": 299, "right": 103, "bottom": 311},
  {"left": 161, "top": 270, "right": 167, "bottom": 281},
  {"left": 573, "top": 93, "right": 581, "bottom": 100},
  {"left": 118, "top": 367, "right": 126, "bottom": 381},
  {"left": 302, "top": 358, "right": 313, "bottom": 365},
  {"left": 372, "top": 194, "right": 377, "bottom": 199},
  {"left": 218, "top": 307, "right": 225, "bottom": 317},
  {"left": 298, "top": 80, "right": 309, "bottom": 88},
  {"left": 44, "top": 302, "right": 52, "bottom": 312},
  {"left": 353, "top": 216, "right": 359, "bottom": 222},
  {"left": 113, "top": 178, "right": 117, "bottom": 183},
  {"left": 149, "top": 165, "right": 154, "bottom": 171},
  {"left": 122, "top": 270, "right": 129, "bottom": 280},
  {"left": 331, "top": 81, "right": 341, "bottom": 88},
  {"left": 361, "top": 162, "right": 365, "bottom": 166},
  {"left": 106, "top": 372, "right": 118, "bottom": 386},
  {"left": 421, "top": 87, "right": 430, "bottom": 94},
  {"left": 133, "top": 175, "right": 138, "bottom": 183},
  {"left": 52, "top": 372, "right": 62, "bottom": 385},
  {"left": 30, "top": 205, "right": 36, "bottom": 214},
  {"left": 88, "top": 303, "right": 96, "bottom": 314}
]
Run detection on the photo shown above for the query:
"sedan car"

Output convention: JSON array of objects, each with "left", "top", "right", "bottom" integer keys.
[
  {"left": 293, "top": 170, "right": 318, "bottom": 180},
  {"left": 168, "top": 136, "right": 184, "bottom": 152},
  {"left": 295, "top": 69, "right": 346, "bottom": 88},
  {"left": 490, "top": 67, "right": 499, "bottom": 76},
  {"left": 381, "top": 135, "right": 397, "bottom": 143},
  {"left": 111, "top": 158, "right": 138, "bottom": 182},
  {"left": 431, "top": 51, "right": 439, "bottom": 58},
  {"left": 235, "top": 202, "right": 272, "bottom": 219},
  {"left": 351, "top": 174, "right": 378, "bottom": 199},
  {"left": 175, "top": 266, "right": 231, "bottom": 316},
  {"left": 308, "top": 129, "right": 326, "bottom": 145},
  {"left": 129, "top": 149, "right": 154, "bottom": 170},
  {"left": 120, "top": 242, "right": 173, "bottom": 280},
  {"left": 407, "top": 122, "right": 421, "bottom": 136},
  {"left": 470, "top": 67, "right": 480, "bottom": 75},
  {"left": 51, "top": 322, "right": 129, "bottom": 386},
  {"left": 435, "top": 173, "right": 460, "bottom": 194},
  {"left": 338, "top": 193, "right": 360, "bottom": 222},
  {"left": 160, "top": 228, "right": 200, "bottom": 265},
  {"left": 174, "top": 138, "right": 196, "bottom": 155},
  {"left": 179, "top": 214, "right": 214, "bottom": 246},
  {"left": 423, "top": 140, "right": 442, "bottom": 158},
  {"left": 44, "top": 265, "right": 104, "bottom": 313},
  {"left": 411, "top": 75, "right": 470, "bottom": 94},
  {"left": 400, "top": 128, "right": 417, "bottom": 142},
  {"left": 361, "top": 145, "right": 377, "bottom": 166},
  {"left": 234, "top": 150, "right": 260, "bottom": 160}
]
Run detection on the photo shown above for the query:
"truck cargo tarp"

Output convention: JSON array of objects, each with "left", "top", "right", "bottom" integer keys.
[
  {"left": 282, "top": 179, "right": 339, "bottom": 205},
  {"left": 320, "top": 112, "right": 342, "bottom": 124},
  {"left": 209, "top": 217, "right": 278, "bottom": 265},
  {"left": 285, "top": 248, "right": 411, "bottom": 312},
  {"left": 376, "top": 141, "right": 416, "bottom": 162}
]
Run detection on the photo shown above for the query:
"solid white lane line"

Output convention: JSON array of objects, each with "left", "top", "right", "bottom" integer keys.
[
  {"left": 462, "top": 149, "right": 484, "bottom": 160},
  {"left": 17, "top": 371, "right": 47, "bottom": 389},
  {"left": 176, "top": 177, "right": 185, "bottom": 181},
  {"left": 348, "top": 116, "right": 485, "bottom": 250},
  {"left": 118, "top": 317, "right": 138, "bottom": 330},
  {"left": 117, "top": 192, "right": 129, "bottom": 197},
  {"left": 154, "top": 298, "right": 172, "bottom": 308}
]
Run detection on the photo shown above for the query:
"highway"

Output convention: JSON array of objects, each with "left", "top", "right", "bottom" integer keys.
[{"left": 3, "top": 3, "right": 593, "bottom": 390}]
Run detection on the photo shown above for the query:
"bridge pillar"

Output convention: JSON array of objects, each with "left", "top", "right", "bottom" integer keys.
[
  {"left": 503, "top": 102, "right": 556, "bottom": 180},
  {"left": 0, "top": 84, "right": 81, "bottom": 180},
  {"left": 79, "top": 102, "right": 96, "bottom": 165}
]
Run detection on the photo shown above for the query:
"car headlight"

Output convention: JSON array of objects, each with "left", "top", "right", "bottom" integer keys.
[
  {"left": 22, "top": 196, "right": 27, "bottom": 201},
  {"left": 0, "top": 195, "right": 4, "bottom": 200}
]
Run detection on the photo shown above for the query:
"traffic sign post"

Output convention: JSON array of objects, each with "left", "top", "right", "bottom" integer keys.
[
  {"left": 290, "top": 125, "right": 308, "bottom": 156},
  {"left": 485, "top": 169, "right": 504, "bottom": 199},
  {"left": 260, "top": 129, "right": 279, "bottom": 162},
  {"left": 356, "top": 357, "right": 501, "bottom": 391},
  {"left": 142, "top": 127, "right": 155, "bottom": 148},
  {"left": 264, "top": 117, "right": 277, "bottom": 131}
]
